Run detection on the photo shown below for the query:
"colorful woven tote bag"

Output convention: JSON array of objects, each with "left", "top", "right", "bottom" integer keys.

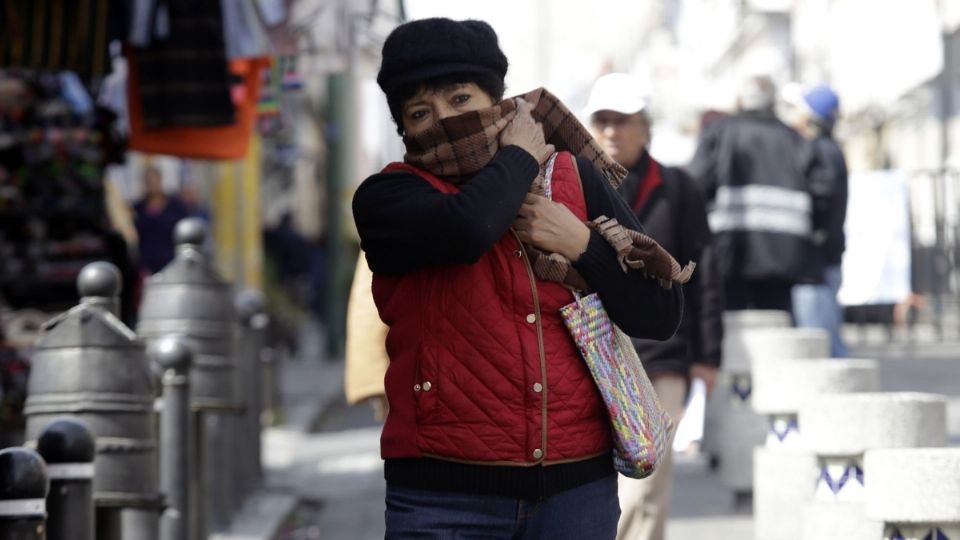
[
  {"left": 559, "top": 293, "right": 674, "bottom": 478},
  {"left": 539, "top": 152, "right": 674, "bottom": 479}
]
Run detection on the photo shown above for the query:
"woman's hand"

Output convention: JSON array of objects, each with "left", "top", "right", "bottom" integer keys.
[
  {"left": 500, "top": 98, "right": 555, "bottom": 164},
  {"left": 513, "top": 193, "right": 591, "bottom": 261}
]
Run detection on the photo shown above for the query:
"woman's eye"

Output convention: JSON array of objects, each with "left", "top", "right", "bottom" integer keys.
[
  {"left": 453, "top": 94, "right": 471, "bottom": 105},
  {"left": 409, "top": 110, "right": 428, "bottom": 121}
]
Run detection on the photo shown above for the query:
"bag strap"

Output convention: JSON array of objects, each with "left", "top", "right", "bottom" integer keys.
[{"left": 541, "top": 152, "right": 559, "bottom": 200}]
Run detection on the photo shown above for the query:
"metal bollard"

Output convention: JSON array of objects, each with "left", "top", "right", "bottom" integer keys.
[
  {"left": 235, "top": 289, "right": 268, "bottom": 500},
  {"left": 151, "top": 337, "right": 192, "bottom": 540},
  {"left": 137, "top": 219, "right": 241, "bottom": 536},
  {"left": 23, "top": 262, "right": 161, "bottom": 540},
  {"left": 0, "top": 447, "right": 48, "bottom": 540},
  {"left": 36, "top": 418, "right": 95, "bottom": 540},
  {"left": 260, "top": 346, "right": 279, "bottom": 427}
]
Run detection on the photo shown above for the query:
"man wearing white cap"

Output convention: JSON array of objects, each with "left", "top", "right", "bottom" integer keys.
[{"left": 585, "top": 73, "right": 723, "bottom": 540}]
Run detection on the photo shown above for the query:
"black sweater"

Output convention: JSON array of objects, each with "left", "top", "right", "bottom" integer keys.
[{"left": 352, "top": 146, "right": 683, "bottom": 499}]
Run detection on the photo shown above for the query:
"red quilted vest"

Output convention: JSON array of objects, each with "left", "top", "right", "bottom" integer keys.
[{"left": 372, "top": 151, "right": 611, "bottom": 465}]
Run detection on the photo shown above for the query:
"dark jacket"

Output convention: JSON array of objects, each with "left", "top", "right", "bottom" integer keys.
[
  {"left": 619, "top": 153, "right": 723, "bottom": 377},
  {"left": 809, "top": 134, "right": 848, "bottom": 267},
  {"left": 133, "top": 196, "right": 190, "bottom": 274},
  {"left": 688, "top": 110, "right": 824, "bottom": 284}
]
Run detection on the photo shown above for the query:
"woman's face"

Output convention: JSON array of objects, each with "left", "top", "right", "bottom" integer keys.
[{"left": 401, "top": 82, "right": 495, "bottom": 136}]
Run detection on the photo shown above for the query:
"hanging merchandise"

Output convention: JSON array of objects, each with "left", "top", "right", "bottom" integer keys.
[
  {"left": 131, "top": 0, "right": 234, "bottom": 129},
  {"left": 0, "top": 70, "right": 134, "bottom": 316},
  {"left": 221, "top": 0, "right": 270, "bottom": 60},
  {"left": 0, "top": 0, "right": 120, "bottom": 78},
  {"left": 258, "top": 61, "right": 281, "bottom": 118},
  {"left": 127, "top": 55, "right": 270, "bottom": 160},
  {"left": 255, "top": 0, "right": 301, "bottom": 56},
  {"left": 127, "top": 0, "right": 170, "bottom": 47}
]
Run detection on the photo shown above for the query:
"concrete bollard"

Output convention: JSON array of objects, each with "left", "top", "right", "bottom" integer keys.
[
  {"left": 754, "top": 448, "right": 818, "bottom": 540},
  {"left": 726, "top": 327, "right": 830, "bottom": 373},
  {"left": 751, "top": 359, "right": 880, "bottom": 540},
  {"left": 36, "top": 418, "right": 95, "bottom": 540},
  {"left": 717, "top": 328, "right": 829, "bottom": 494},
  {"left": 800, "top": 393, "right": 949, "bottom": 540},
  {"left": 864, "top": 448, "right": 960, "bottom": 540},
  {"left": 802, "top": 393, "right": 948, "bottom": 459},
  {"left": 0, "top": 447, "right": 48, "bottom": 540},
  {"left": 753, "top": 359, "right": 880, "bottom": 447},
  {"left": 703, "top": 310, "right": 793, "bottom": 477},
  {"left": 151, "top": 337, "right": 193, "bottom": 540},
  {"left": 722, "top": 310, "right": 794, "bottom": 333}
]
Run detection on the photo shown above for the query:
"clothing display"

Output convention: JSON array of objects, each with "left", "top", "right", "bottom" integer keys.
[
  {"left": 127, "top": 55, "right": 269, "bottom": 159},
  {"left": 0, "top": 71, "right": 135, "bottom": 317},
  {"left": 0, "top": 0, "right": 118, "bottom": 77},
  {"left": 221, "top": 0, "right": 269, "bottom": 59},
  {"left": 130, "top": 0, "right": 234, "bottom": 128}
]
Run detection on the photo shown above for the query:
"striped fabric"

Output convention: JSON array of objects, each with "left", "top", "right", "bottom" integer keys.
[
  {"left": 708, "top": 184, "right": 813, "bottom": 236},
  {"left": 403, "top": 87, "right": 628, "bottom": 191},
  {"left": 132, "top": 0, "right": 235, "bottom": 128},
  {"left": 0, "top": 0, "right": 113, "bottom": 77},
  {"left": 560, "top": 292, "right": 674, "bottom": 479}
]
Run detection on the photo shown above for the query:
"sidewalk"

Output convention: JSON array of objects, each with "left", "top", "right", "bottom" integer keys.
[{"left": 262, "top": 320, "right": 386, "bottom": 539}]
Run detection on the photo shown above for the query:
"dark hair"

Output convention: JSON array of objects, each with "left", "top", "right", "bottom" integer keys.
[{"left": 386, "top": 71, "right": 506, "bottom": 136}]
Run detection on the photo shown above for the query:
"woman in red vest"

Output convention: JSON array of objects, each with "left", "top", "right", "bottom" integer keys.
[{"left": 352, "top": 17, "right": 685, "bottom": 539}]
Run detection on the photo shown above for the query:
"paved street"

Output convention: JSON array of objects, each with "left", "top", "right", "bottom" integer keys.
[{"left": 262, "top": 323, "right": 960, "bottom": 539}]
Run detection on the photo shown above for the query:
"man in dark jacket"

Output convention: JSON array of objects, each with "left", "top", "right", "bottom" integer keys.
[
  {"left": 785, "top": 84, "right": 849, "bottom": 357},
  {"left": 689, "top": 76, "right": 822, "bottom": 313},
  {"left": 585, "top": 73, "right": 723, "bottom": 540}
]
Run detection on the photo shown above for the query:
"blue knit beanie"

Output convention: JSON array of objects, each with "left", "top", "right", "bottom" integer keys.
[{"left": 803, "top": 85, "right": 840, "bottom": 123}]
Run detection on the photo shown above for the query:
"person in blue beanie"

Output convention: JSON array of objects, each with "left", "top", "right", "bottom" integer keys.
[{"left": 785, "top": 84, "right": 849, "bottom": 357}]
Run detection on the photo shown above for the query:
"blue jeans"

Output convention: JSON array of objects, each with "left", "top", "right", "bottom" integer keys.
[
  {"left": 385, "top": 475, "right": 620, "bottom": 540},
  {"left": 792, "top": 265, "right": 848, "bottom": 358}
]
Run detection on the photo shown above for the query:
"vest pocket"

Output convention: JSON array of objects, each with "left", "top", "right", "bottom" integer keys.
[{"left": 414, "top": 343, "right": 440, "bottom": 424}]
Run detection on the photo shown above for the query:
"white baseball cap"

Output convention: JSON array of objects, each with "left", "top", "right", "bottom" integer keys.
[{"left": 582, "top": 73, "right": 649, "bottom": 118}]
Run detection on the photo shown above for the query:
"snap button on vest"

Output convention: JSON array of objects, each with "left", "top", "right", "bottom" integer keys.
[
  {"left": 533, "top": 449, "right": 543, "bottom": 459},
  {"left": 526, "top": 314, "right": 536, "bottom": 324},
  {"left": 533, "top": 383, "right": 543, "bottom": 393},
  {"left": 422, "top": 381, "right": 432, "bottom": 392}
]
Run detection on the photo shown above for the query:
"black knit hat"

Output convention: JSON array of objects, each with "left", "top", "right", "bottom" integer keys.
[{"left": 376, "top": 18, "right": 508, "bottom": 95}]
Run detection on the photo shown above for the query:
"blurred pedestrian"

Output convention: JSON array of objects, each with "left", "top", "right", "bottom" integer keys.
[
  {"left": 133, "top": 163, "right": 190, "bottom": 274},
  {"left": 688, "top": 76, "right": 824, "bottom": 312},
  {"left": 344, "top": 253, "right": 389, "bottom": 420},
  {"left": 353, "top": 17, "right": 688, "bottom": 539},
  {"left": 585, "top": 73, "right": 723, "bottom": 540},
  {"left": 784, "top": 84, "right": 849, "bottom": 357},
  {"left": 179, "top": 180, "right": 211, "bottom": 222}
]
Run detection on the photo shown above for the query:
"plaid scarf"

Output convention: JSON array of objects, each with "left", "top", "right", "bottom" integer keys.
[{"left": 403, "top": 87, "right": 693, "bottom": 290}]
